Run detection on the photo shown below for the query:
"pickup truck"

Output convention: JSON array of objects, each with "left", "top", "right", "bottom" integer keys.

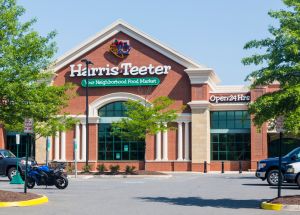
[
  {"left": 285, "top": 162, "right": 300, "bottom": 188},
  {"left": 256, "top": 147, "right": 300, "bottom": 185},
  {"left": 0, "top": 149, "right": 36, "bottom": 180}
]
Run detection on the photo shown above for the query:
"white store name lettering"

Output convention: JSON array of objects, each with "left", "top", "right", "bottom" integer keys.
[
  {"left": 209, "top": 94, "right": 251, "bottom": 103},
  {"left": 69, "top": 63, "right": 171, "bottom": 77}
]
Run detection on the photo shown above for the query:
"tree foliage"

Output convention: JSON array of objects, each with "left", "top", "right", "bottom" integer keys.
[
  {"left": 110, "top": 96, "right": 181, "bottom": 141},
  {"left": 0, "top": 0, "right": 76, "bottom": 137},
  {"left": 242, "top": 0, "right": 300, "bottom": 134}
]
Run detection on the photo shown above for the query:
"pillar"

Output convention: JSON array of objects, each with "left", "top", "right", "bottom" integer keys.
[
  {"left": 162, "top": 123, "right": 168, "bottom": 161},
  {"left": 61, "top": 131, "right": 66, "bottom": 161},
  {"left": 75, "top": 123, "right": 81, "bottom": 161},
  {"left": 81, "top": 123, "right": 86, "bottom": 161},
  {"left": 177, "top": 122, "right": 183, "bottom": 160},
  {"left": 155, "top": 131, "right": 161, "bottom": 161},
  {"left": 54, "top": 131, "right": 60, "bottom": 161},
  {"left": 184, "top": 121, "right": 190, "bottom": 160}
]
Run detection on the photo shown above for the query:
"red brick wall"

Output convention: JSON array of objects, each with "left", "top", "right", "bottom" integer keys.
[
  {"left": 250, "top": 87, "right": 268, "bottom": 170},
  {"left": 54, "top": 32, "right": 191, "bottom": 115},
  {"left": 191, "top": 84, "right": 210, "bottom": 101},
  {"left": 66, "top": 128, "right": 74, "bottom": 160},
  {"left": 89, "top": 124, "right": 98, "bottom": 161},
  {"left": 145, "top": 134, "right": 155, "bottom": 161},
  {"left": 210, "top": 161, "right": 251, "bottom": 171},
  {"left": 0, "top": 125, "right": 5, "bottom": 148},
  {"left": 54, "top": 32, "right": 191, "bottom": 166},
  {"left": 73, "top": 161, "right": 144, "bottom": 172}
]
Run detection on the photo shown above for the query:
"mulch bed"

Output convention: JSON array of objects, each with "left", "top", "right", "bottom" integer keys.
[
  {"left": 135, "top": 170, "right": 166, "bottom": 175},
  {"left": 72, "top": 170, "right": 167, "bottom": 176},
  {"left": 0, "top": 190, "right": 41, "bottom": 202},
  {"left": 268, "top": 195, "right": 300, "bottom": 205}
]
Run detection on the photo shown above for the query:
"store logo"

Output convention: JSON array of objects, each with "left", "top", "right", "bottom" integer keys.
[
  {"left": 69, "top": 63, "right": 171, "bottom": 77},
  {"left": 209, "top": 94, "right": 251, "bottom": 103},
  {"left": 109, "top": 39, "right": 131, "bottom": 59}
]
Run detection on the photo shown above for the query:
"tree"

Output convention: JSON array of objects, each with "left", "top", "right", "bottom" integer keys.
[
  {"left": 110, "top": 96, "right": 181, "bottom": 141},
  {"left": 0, "top": 0, "right": 76, "bottom": 138},
  {"left": 242, "top": 0, "right": 300, "bottom": 134}
]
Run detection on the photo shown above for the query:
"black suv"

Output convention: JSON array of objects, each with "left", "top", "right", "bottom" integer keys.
[
  {"left": 256, "top": 147, "right": 300, "bottom": 185},
  {"left": 0, "top": 149, "right": 36, "bottom": 180}
]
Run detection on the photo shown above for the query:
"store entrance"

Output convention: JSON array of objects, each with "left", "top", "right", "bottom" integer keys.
[{"left": 97, "top": 101, "right": 145, "bottom": 161}]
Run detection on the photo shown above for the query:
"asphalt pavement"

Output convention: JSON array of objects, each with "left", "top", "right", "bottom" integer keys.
[{"left": 0, "top": 173, "right": 299, "bottom": 215}]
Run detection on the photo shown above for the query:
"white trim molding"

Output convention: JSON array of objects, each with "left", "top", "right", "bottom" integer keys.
[
  {"left": 53, "top": 20, "right": 210, "bottom": 71},
  {"left": 188, "top": 101, "right": 211, "bottom": 110},
  {"left": 51, "top": 19, "right": 220, "bottom": 87},
  {"left": 210, "top": 103, "right": 249, "bottom": 111},
  {"left": 184, "top": 68, "right": 221, "bottom": 90},
  {"left": 176, "top": 113, "right": 191, "bottom": 123},
  {"left": 211, "top": 85, "right": 250, "bottom": 93},
  {"left": 89, "top": 92, "right": 150, "bottom": 117}
]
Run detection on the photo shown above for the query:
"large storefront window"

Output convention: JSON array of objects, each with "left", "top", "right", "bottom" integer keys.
[
  {"left": 211, "top": 133, "right": 250, "bottom": 160},
  {"left": 211, "top": 111, "right": 250, "bottom": 129},
  {"left": 6, "top": 133, "right": 35, "bottom": 158},
  {"left": 98, "top": 101, "right": 145, "bottom": 161},
  {"left": 210, "top": 111, "right": 250, "bottom": 161}
]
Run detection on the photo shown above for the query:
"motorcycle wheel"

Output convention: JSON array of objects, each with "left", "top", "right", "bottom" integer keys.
[
  {"left": 55, "top": 176, "right": 68, "bottom": 189},
  {"left": 27, "top": 177, "right": 35, "bottom": 189}
]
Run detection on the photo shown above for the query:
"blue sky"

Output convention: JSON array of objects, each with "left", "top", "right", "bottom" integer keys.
[{"left": 19, "top": 0, "right": 285, "bottom": 85}]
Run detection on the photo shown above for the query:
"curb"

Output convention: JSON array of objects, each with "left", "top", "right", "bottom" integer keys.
[
  {"left": 261, "top": 201, "right": 283, "bottom": 210},
  {"left": 261, "top": 201, "right": 300, "bottom": 211},
  {"left": 0, "top": 195, "right": 48, "bottom": 207},
  {"left": 68, "top": 174, "right": 172, "bottom": 179}
]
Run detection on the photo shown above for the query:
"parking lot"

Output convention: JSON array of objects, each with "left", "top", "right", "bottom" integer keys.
[{"left": 0, "top": 173, "right": 299, "bottom": 215}]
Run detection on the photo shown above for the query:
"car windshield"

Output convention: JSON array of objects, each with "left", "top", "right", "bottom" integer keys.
[
  {"left": 1, "top": 150, "right": 16, "bottom": 158},
  {"left": 283, "top": 147, "right": 300, "bottom": 158}
]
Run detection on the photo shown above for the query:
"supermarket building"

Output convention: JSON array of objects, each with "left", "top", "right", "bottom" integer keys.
[{"left": 1, "top": 20, "right": 294, "bottom": 172}]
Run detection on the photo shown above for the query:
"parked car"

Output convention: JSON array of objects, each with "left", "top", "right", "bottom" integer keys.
[
  {"left": 0, "top": 149, "right": 36, "bottom": 180},
  {"left": 285, "top": 162, "right": 300, "bottom": 188},
  {"left": 256, "top": 147, "right": 300, "bottom": 185}
]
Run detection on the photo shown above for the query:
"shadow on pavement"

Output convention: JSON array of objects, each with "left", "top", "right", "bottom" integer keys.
[
  {"left": 270, "top": 186, "right": 299, "bottom": 190},
  {"left": 8, "top": 187, "right": 58, "bottom": 190},
  {"left": 225, "top": 176, "right": 256, "bottom": 180},
  {"left": 243, "top": 183, "right": 297, "bottom": 187},
  {"left": 242, "top": 183, "right": 270, "bottom": 186},
  {"left": 137, "top": 196, "right": 265, "bottom": 209}
]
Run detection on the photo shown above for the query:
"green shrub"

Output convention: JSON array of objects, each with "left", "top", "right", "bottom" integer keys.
[
  {"left": 109, "top": 165, "right": 120, "bottom": 175},
  {"left": 66, "top": 163, "right": 75, "bottom": 174},
  {"left": 125, "top": 165, "right": 136, "bottom": 174},
  {"left": 96, "top": 164, "right": 107, "bottom": 174},
  {"left": 82, "top": 164, "right": 92, "bottom": 173}
]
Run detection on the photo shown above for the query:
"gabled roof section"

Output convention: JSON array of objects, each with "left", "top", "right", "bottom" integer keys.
[{"left": 53, "top": 19, "right": 214, "bottom": 72}]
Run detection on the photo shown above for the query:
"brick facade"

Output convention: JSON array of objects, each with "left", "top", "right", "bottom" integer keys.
[{"left": 0, "top": 20, "right": 280, "bottom": 173}]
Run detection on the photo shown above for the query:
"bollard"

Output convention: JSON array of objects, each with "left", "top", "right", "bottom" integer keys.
[
  {"left": 221, "top": 161, "right": 224, "bottom": 173},
  {"left": 239, "top": 161, "right": 242, "bottom": 174},
  {"left": 204, "top": 161, "right": 207, "bottom": 173}
]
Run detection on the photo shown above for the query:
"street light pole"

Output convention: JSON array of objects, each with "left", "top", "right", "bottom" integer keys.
[{"left": 81, "top": 59, "right": 93, "bottom": 167}]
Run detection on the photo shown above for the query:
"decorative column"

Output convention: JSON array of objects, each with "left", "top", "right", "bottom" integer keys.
[
  {"left": 184, "top": 122, "right": 190, "bottom": 160},
  {"left": 61, "top": 131, "right": 66, "bottom": 161},
  {"left": 81, "top": 123, "right": 86, "bottom": 161},
  {"left": 75, "top": 124, "right": 81, "bottom": 161},
  {"left": 54, "top": 131, "right": 60, "bottom": 161},
  {"left": 177, "top": 122, "right": 183, "bottom": 160},
  {"left": 162, "top": 123, "right": 168, "bottom": 161},
  {"left": 155, "top": 131, "right": 161, "bottom": 161}
]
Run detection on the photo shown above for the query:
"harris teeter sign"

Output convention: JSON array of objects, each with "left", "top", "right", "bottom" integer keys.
[
  {"left": 70, "top": 63, "right": 171, "bottom": 77},
  {"left": 81, "top": 77, "right": 160, "bottom": 87}
]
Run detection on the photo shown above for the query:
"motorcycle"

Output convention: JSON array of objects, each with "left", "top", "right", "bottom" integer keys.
[{"left": 26, "top": 163, "right": 68, "bottom": 189}]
